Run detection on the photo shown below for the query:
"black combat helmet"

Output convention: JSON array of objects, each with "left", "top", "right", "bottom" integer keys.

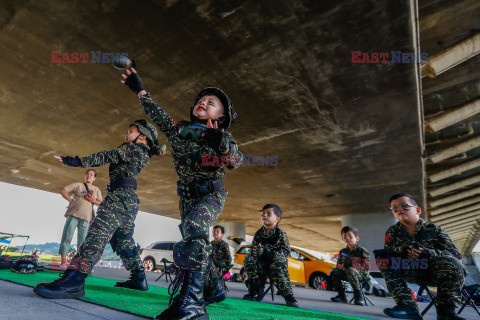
[
  {"left": 190, "top": 87, "right": 237, "bottom": 129},
  {"left": 11, "top": 255, "right": 38, "bottom": 274},
  {"left": 129, "top": 120, "right": 166, "bottom": 156}
]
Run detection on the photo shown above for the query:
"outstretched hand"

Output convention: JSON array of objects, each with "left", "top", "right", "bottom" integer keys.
[
  {"left": 121, "top": 68, "right": 146, "bottom": 95},
  {"left": 54, "top": 155, "right": 82, "bottom": 167}
]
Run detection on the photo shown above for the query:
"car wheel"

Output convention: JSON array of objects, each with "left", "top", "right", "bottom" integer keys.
[
  {"left": 310, "top": 273, "right": 330, "bottom": 290},
  {"left": 143, "top": 258, "right": 155, "bottom": 272}
]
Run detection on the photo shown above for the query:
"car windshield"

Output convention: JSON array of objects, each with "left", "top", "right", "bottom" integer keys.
[{"left": 295, "top": 248, "right": 324, "bottom": 260}]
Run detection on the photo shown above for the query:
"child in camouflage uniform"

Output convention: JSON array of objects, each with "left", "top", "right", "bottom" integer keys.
[
  {"left": 211, "top": 225, "right": 232, "bottom": 276},
  {"left": 203, "top": 225, "right": 232, "bottom": 306},
  {"left": 330, "top": 226, "right": 369, "bottom": 306},
  {"left": 121, "top": 68, "right": 243, "bottom": 320},
  {"left": 34, "top": 120, "right": 165, "bottom": 299},
  {"left": 380, "top": 193, "right": 466, "bottom": 320},
  {"left": 243, "top": 204, "right": 299, "bottom": 308}
]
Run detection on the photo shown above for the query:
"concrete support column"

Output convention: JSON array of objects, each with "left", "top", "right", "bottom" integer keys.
[{"left": 341, "top": 213, "right": 397, "bottom": 260}]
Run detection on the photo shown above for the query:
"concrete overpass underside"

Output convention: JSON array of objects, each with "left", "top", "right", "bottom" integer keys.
[{"left": 2, "top": 0, "right": 476, "bottom": 255}]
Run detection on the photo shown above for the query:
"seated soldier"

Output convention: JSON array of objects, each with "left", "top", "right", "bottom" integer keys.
[
  {"left": 380, "top": 193, "right": 466, "bottom": 320},
  {"left": 242, "top": 204, "right": 298, "bottom": 308},
  {"left": 330, "top": 226, "right": 369, "bottom": 306}
]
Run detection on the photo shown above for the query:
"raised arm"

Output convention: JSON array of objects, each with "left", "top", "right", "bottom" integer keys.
[
  {"left": 121, "top": 68, "right": 177, "bottom": 138},
  {"left": 54, "top": 144, "right": 130, "bottom": 168}
]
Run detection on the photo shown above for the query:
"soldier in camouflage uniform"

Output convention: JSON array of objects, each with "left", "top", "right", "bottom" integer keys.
[
  {"left": 121, "top": 68, "right": 243, "bottom": 320},
  {"left": 330, "top": 226, "right": 369, "bottom": 306},
  {"left": 33, "top": 120, "right": 165, "bottom": 299},
  {"left": 243, "top": 204, "right": 299, "bottom": 308},
  {"left": 379, "top": 193, "right": 466, "bottom": 320}
]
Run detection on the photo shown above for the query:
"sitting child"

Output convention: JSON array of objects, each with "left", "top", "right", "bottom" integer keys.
[
  {"left": 330, "top": 226, "right": 370, "bottom": 306},
  {"left": 243, "top": 204, "right": 298, "bottom": 308},
  {"left": 211, "top": 225, "right": 232, "bottom": 275},
  {"left": 380, "top": 193, "right": 466, "bottom": 320}
]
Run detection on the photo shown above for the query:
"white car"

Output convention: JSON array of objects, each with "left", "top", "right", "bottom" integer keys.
[{"left": 139, "top": 241, "right": 175, "bottom": 271}]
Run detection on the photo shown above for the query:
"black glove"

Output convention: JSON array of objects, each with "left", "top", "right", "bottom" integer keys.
[
  {"left": 124, "top": 72, "right": 145, "bottom": 94},
  {"left": 203, "top": 128, "right": 230, "bottom": 154},
  {"left": 418, "top": 247, "right": 432, "bottom": 259},
  {"left": 61, "top": 156, "right": 82, "bottom": 167}
]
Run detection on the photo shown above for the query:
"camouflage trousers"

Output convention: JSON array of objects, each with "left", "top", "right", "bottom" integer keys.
[
  {"left": 69, "top": 188, "right": 142, "bottom": 274},
  {"left": 174, "top": 190, "right": 227, "bottom": 271},
  {"left": 379, "top": 255, "right": 466, "bottom": 310},
  {"left": 330, "top": 267, "right": 367, "bottom": 294},
  {"left": 244, "top": 254, "right": 293, "bottom": 297}
]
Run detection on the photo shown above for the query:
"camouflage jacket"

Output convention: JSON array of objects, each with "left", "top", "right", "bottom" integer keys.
[
  {"left": 337, "top": 244, "right": 369, "bottom": 276},
  {"left": 79, "top": 142, "right": 150, "bottom": 183},
  {"left": 251, "top": 226, "right": 290, "bottom": 261},
  {"left": 384, "top": 218, "right": 462, "bottom": 261},
  {"left": 140, "top": 94, "right": 243, "bottom": 184},
  {"left": 212, "top": 239, "right": 232, "bottom": 268}
]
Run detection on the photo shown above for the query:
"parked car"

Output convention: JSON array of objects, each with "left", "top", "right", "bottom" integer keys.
[
  {"left": 232, "top": 244, "right": 336, "bottom": 290},
  {"left": 139, "top": 241, "right": 175, "bottom": 271}
]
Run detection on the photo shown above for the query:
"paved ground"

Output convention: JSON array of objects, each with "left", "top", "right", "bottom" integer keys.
[{"left": 1, "top": 266, "right": 477, "bottom": 320}]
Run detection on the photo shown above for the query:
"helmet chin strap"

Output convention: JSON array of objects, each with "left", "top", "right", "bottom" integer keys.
[{"left": 132, "top": 133, "right": 142, "bottom": 144}]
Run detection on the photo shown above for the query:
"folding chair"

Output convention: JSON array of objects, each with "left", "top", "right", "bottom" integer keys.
[
  {"left": 348, "top": 279, "right": 374, "bottom": 306},
  {"left": 256, "top": 271, "right": 276, "bottom": 302},
  {"left": 458, "top": 284, "right": 480, "bottom": 317},
  {"left": 155, "top": 258, "right": 177, "bottom": 283},
  {"left": 418, "top": 284, "right": 437, "bottom": 316}
]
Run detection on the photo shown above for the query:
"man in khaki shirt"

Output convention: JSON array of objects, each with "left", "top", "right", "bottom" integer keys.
[{"left": 59, "top": 169, "right": 102, "bottom": 267}]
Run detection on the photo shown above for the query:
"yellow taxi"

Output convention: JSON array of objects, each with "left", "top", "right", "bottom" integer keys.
[{"left": 232, "top": 245, "right": 336, "bottom": 290}]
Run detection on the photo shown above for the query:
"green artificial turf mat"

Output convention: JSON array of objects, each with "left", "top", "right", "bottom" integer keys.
[{"left": 0, "top": 269, "right": 373, "bottom": 320}]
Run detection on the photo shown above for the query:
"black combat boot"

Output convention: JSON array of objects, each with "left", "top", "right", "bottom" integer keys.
[
  {"left": 353, "top": 289, "right": 366, "bottom": 306},
  {"left": 284, "top": 294, "right": 299, "bottom": 308},
  {"left": 33, "top": 269, "right": 87, "bottom": 299},
  {"left": 155, "top": 270, "right": 208, "bottom": 320},
  {"left": 203, "top": 275, "right": 226, "bottom": 306},
  {"left": 331, "top": 291, "right": 348, "bottom": 303},
  {"left": 115, "top": 266, "right": 148, "bottom": 291},
  {"left": 437, "top": 304, "right": 466, "bottom": 320},
  {"left": 243, "top": 277, "right": 261, "bottom": 301},
  {"left": 383, "top": 305, "right": 423, "bottom": 320}
]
